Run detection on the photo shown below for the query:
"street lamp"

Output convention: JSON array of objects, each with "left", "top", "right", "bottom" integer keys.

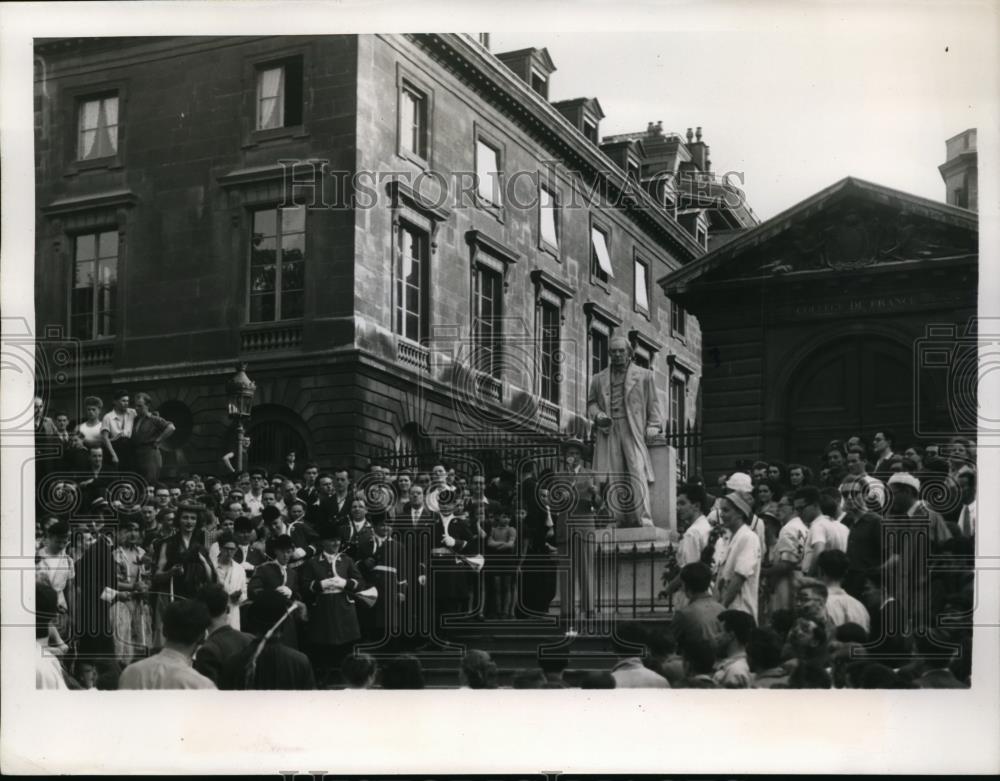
[{"left": 226, "top": 363, "right": 256, "bottom": 473}]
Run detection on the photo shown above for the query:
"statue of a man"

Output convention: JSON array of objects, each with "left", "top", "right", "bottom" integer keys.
[{"left": 586, "top": 336, "right": 664, "bottom": 527}]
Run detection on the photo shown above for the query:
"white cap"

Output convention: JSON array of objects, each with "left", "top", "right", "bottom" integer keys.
[
  {"left": 725, "top": 472, "right": 753, "bottom": 493},
  {"left": 887, "top": 472, "right": 920, "bottom": 491}
]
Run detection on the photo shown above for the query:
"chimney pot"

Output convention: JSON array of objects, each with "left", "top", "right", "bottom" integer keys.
[
  {"left": 695, "top": 126, "right": 703, "bottom": 142},
  {"left": 686, "top": 127, "right": 694, "bottom": 143}
]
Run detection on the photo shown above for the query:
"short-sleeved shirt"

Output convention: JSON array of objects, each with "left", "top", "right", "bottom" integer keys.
[
  {"left": 716, "top": 523, "right": 762, "bottom": 622},
  {"left": 713, "top": 651, "right": 752, "bottom": 688},
  {"left": 772, "top": 516, "right": 808, "bottom": 565},
  {"left": 804, "top": 516, "right": 849, "bottom": 573},
  {"left": 677, "top": 515, "right": 712, "bottom": 567},
  {"left": 101, "top": 408, "right": 137, "bottom": 440}
]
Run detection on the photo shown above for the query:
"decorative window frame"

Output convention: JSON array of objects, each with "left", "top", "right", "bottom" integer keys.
[
  {"left": 473, "top": 122, "right": 506, "bottom": 223},
  {"left": 396, "top": 63, "right": 434, "bottom": 169},
  {"left": 531, "top": 269, "right": 576, "bottom": 409},
  {"left": 583, "top": 300, "right": 622, "bottom": 387},
  {"left": 42, "top": 190, "right": 137, "bottom": 346},
  {"left": 387, "top": 180, "right": 451, "bottom": 360},
  {"left": 589, "top": 215, "right": 613, "bottom": 291},
  {"left": 219, "top": 163, "right": 327, "bottom": 327},
  {"left": 242, "top": 43, "right": 313, "bottom": 149},
  {"left": 633, "top": 250, "right": 651, "bottom": 319},
  {"left": 537, "top": 180, "right": 562, "bottom": 260},
  {"left": 63, "top": 80, "right": 129, "bottom": 176}
]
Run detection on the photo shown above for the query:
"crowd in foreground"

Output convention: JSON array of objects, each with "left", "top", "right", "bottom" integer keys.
[{"left": 33, "top": 392, "right": 976, "bottom": 689}]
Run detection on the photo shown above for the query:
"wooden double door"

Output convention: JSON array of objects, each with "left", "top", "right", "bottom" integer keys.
[{"left": 785, "top": 335, "right": 913, "bottom": 469}]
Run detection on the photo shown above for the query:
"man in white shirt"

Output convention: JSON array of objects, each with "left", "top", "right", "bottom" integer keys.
[
  {"left": 35, "top": 583, "right": 67, "bottom": 689},
  {"left": 100, "top": 388, "right": 136, "bottom": 468},
  {"left": 715, "top": 491, "right": 762, "bottom": 622},
  {"left": 244, "top": 468, "right": 267, "bottom": 517},
  {"left": 816, "top": 549, "right": 870, "bottom": 633},
  {"left": 119, "top": 599, "right": 215, "bottom": 689},
  {"left": 763, "top": 494, "right": 808, "bottom": 612},
  {"left": 713, "top": 609, "right": 755, "bottom": 688},
  {"left": 797, "top": 486, "right": 847, "bottom": 576},
  {"left": 662, "top": 483, "right": 711, "bottom": 606},
  {"left": 956, "top": 467, "right": 977, "bottom": 539}
]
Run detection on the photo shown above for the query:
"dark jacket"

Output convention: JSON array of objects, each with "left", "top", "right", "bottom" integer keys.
[
  {"left": 247, "top": 561, "right": 301, "bottom": 647},
  {"left": 194, "top": 625, "right": 254, "bottom": 686},
  {"left": 220, "top": 639, "right": 315, "bottom": 690},
  {"left": 299, "top": 553, "right": 367, "bottom": 646}
]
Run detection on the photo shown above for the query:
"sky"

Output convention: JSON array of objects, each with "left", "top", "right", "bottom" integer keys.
[{"left": 491, "top": 2, "right": 997, "bottom": 221}]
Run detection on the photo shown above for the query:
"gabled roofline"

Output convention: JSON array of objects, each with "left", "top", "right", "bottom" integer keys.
[{"left": 658, "top": 176, "right": 978, "bottom": 292}]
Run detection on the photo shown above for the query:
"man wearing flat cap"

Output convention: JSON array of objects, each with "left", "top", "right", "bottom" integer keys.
[{"left": 587, "top": 335, "right": 664, "bottom": 527}]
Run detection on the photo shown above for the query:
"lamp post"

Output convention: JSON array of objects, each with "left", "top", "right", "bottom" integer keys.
[{"left": 226, "top": 363, "right": 257, "bottom": 473}]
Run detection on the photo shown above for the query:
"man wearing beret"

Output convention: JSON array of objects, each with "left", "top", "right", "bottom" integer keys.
[{"left": 587, "top": 336, "right": 664, "bottom": 527}]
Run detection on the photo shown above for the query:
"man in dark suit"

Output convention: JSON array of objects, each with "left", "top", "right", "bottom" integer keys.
[
  {"left": 298, "top": 525, "right": 369, "bottom": 684},
  {"left": 393, "top": 484, "right": 437, "bottom": 647},
  {"left": 78, "top": 447, "right": 113, "bottom": 513},
  {"left": 193, "top": 584, "right": 253, "bottom": 686},
  {"left": 246, "top": 535, "right": 304, "bottom": 648},
  {"left": 429, "top": 487, "right": 476, "bottom": 623}
]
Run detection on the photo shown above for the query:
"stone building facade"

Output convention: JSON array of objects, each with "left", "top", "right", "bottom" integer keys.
[{"left": 34, "top": 34, "right": 750, "bottom": 479}]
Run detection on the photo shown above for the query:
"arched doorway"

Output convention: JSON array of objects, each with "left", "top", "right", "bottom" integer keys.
[
  {"left": 245, "top": 404, "right": 311, "bottom": 475},
  {"left": 785, "top": 335, "right": 913, "bottom": 468}
]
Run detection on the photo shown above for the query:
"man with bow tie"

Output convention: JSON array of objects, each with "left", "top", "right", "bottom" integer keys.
[{"left": 299, "top": 525, "right": 370, "bottom": 685}]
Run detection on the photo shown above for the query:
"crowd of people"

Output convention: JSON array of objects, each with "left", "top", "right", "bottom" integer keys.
[{"left": 33, "top": 389, "right": 977, "bottom": 690}]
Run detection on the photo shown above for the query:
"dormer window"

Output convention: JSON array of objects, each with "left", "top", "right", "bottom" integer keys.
[
  {"left": 583, "top": 118, "right": 598, "bottom": 144},
  {"left": 530, "top": 68, "right": 548, "bottom": 98}
]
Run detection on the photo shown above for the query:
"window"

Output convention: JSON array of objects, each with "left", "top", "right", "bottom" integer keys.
[
  {"left": 399, "top": 81, "right": 428, "bottom": 160},
  {"left": 633, "top": 344, "right": 651, "bottom": 369},
  {"left": 531, "top": 69, "right": 548, "bottom": 98},
  {"left": 539, "top": 300, "right": 561, "bottom": 404},
  {"left": 476, "top": 138, "right": 503, "bottom": 206},
  {"left": 77, "top": 93, "right": 118, "bottom": 161},
  {"left": 473, "top": 265, "right": 504, "bottom": 378},
  {"left": 671, "top": 300, "right": 686, "bottom": 337},
  {"left": 628, "top": 160, "right": 641, "bottom": 182},
  {"left": 634, "top": 258, "right": 650, "bottom": 314},
  {"left": 591, "top": 327, "right": 609, "bottom": 379},
  {"left": 255, "top": 58, "right": 303, "bottom": 131},
  {"left": 583, "top": 118, "right": 598, "bottom": 144},
  {"left": 696, "top": 227, "right": 708, "bottom": 248},
  {"left": 249, "top": 206, "right": 305, "bottom": 322},
  {"left": 394, "top": 222, "right": 431, "bottom": 343},
  {"left": 71, "top": 230, "right": 118, "bottom": 340},
  {"left": 591, "top": 225, "right": 613, "bottom": 283},
  {"left": 539, "top": 186, "right": 560, "bottom": 251},
  {"left": 670, "top": 377, "right": 685, "bottom": 435}
]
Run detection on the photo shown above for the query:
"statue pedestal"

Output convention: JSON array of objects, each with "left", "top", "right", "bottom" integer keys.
[
  {"left": 583, "top": 525, "right": 676, "bottom": 615},
  {"left": 648, "top": 437, "right": 677, "bottom": 534}
]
